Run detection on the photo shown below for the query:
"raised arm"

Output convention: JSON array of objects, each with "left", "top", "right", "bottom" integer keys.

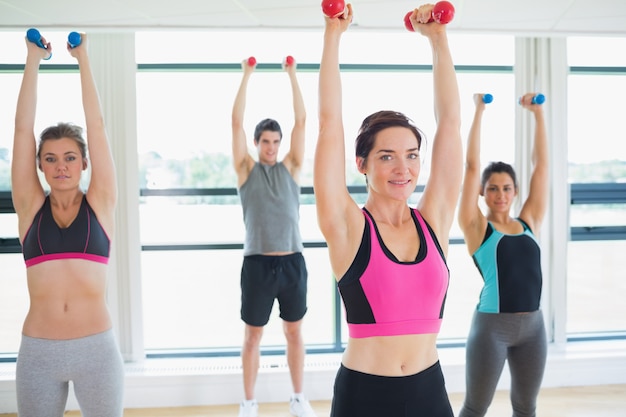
[
  {"left": 72, "top": 35, "right": 117, "bottom": 231},
  {"left": 231, "top": 59, "right": 256, "bottom": 187},
  {"left": 315, "top": 4, "right": 363, "bottom": 276},
  {"left": 518, "top": 93, "right": 549, "bottom": 233},
  {"left": 282, "top": 58, "right": 306, "bottom": 182},
  {"left": 458, "top": 94, "right": 489, "bottom": 254},
  {"left": 12, "top": 36, "right": 50, "bottom": 240},
  {"left": 410, "top": 5, "right": 462, "bottom": 254}
]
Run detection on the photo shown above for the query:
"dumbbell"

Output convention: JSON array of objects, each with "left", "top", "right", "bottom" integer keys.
[
  {"left": 321, "top": 0, "right": 345, "bottom": 18},
  {"left": 283, "top": 55, "right": 295, "bottom": 68},
  {"left": 404, "top": 1, "right": 455, "bottom": 31},
  {"left": 26, "top": 28, "right": 52, "bottom": 60},
  {"left": 519, "top": 94, "right": 546, "bottom": 105},
  {"left": 482, "top": 94, "right": 493, "bottom": 104},
  {"left": 68, "top": 31, "right": 82, "bottom": 48},
  {"left": 246, "top": 56, "right": 294, "bottom": 68},
  {"left": 530, "top": 94, "right": 545, "bottom": 104}
]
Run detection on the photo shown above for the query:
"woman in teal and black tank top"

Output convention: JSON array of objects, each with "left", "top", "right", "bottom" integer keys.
[{"left": 457, "top": 93, "right": 550, "bottom": 417}]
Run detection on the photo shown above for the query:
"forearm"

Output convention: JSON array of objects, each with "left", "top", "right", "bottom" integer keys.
[
  {"left": 231, "top": 72, "right": 252, "bottom": 168},
  {"left": 430, "top": 32, "right": 460, "bottom": 128},
  {"left": 232, "top": 73, "right": 250, "bottom": 127},
  {"left": 289, "top": 72, "right": 306, "bottom": 125},
  {"left": 461, "top": 111, "right": 483, "bottom": 208},
  {"left": 77, "top": 55, "right": 106, "bottom": 131},
  {"left": 14, "top": 56, "right": 41, "bottom": 132},
  {"left": 466, "top": 108, "right": 484, "bottom": 169},
  {"left": 532, "top": 109, "right": 548, "bottom": 168},
  {"left": 319, "top": 31, "right": 342, "bottom": 124}
]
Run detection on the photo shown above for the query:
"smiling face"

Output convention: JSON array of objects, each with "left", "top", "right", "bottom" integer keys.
[
  {"left": 482, "top": 172, "right": 517, "bottom": 214},
  {"left": 358, "top": 126, "right": 421, "bottom": 201},
  {"left": 255, "top": 130, "right": 282, "bottom": 165},
  {"left": 38, "top": 137, "right": 87, "bottom": 191}
]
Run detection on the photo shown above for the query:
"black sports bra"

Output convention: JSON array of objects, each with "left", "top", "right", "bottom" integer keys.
[{"left": 21, "top": 195, "right": 110, "bottom": 267}]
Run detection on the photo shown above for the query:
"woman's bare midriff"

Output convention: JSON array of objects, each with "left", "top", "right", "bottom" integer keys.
[
  {"left": 341, "top": 333, "right": 440, "bottom": 376},
  {"left": 22, "top": 259, "right": 112, "bottom": 340}
]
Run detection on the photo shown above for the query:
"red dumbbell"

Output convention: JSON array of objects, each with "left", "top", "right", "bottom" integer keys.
[
  {"left": 247, "top": 56, "right": 257, "bottom": 67},
  {"left": 404, "top": 1, "right": 455, "bottom": 31},
  {"left": 321, "top": 0, "right": 346, "bottom": 18},
  {"left": 285, "top": 55, "right": 295, "bottom": 66}
]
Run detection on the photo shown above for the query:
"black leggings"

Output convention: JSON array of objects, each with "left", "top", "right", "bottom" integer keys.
[{"left": 331, "top": 361, "right": 454, "bottom": 417}]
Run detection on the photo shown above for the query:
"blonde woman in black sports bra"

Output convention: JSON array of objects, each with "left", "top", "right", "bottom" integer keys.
[{"left": 12, "top": 32, "right": 123, "bottom": 417}]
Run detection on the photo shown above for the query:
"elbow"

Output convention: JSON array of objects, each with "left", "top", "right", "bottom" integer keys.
[
  {"left": 436, "top": 104, "right": 462, "bottom": 129},
  {"left": 444, "top": 114, "right": 462, "bottom": 131},
  {"left": 294, "top": 116, "right": 306, "bottom": 129},
  {"left": 232, "top": 118, "right": 244, "bottom": 132},
  {"left": 318, "top": 113, "right": 341, "bottom": 133},
  {"left": 316, "top": 124, "right": 336, "bottom": 145},
  {"left": 437, "top": 124, "right": 462, "bottom": 149}
]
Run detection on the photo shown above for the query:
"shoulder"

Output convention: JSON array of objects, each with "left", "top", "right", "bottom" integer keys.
[{"left": 517, "top": 217, "right": 537, "bottom": 235}]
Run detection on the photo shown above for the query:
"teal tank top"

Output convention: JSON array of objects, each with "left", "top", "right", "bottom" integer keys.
[{"left": 472, "top": 219, "right": 542, "bottom": 313}]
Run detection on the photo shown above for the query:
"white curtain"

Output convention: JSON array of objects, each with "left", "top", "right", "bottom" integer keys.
[
  {"left": 89, "top": 32, "right": 145, "bottom": 361},
  {"left": 515, "top": 37, "right": 569, "bottom": 345}
]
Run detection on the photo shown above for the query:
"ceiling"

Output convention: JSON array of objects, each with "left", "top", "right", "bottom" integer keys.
[{"left": 0, "top": 0, "right": 625, "bottom": 36}]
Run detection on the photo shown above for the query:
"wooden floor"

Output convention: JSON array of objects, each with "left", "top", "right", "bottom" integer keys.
[{"left": 2, "top": 384, "right": 625, "bottom": 416}]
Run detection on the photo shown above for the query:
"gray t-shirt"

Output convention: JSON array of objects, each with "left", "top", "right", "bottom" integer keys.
[{"left": 238, "top": 162, "right": 303, "bottom": 256}]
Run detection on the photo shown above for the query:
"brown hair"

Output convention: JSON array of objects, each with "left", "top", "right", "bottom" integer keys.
[
  {"left": 481, "top": 161, "right": 518, "bottom": 190},
  {"left": 355, "top": 110, "right": 424, "bottom": 169},
  {"left": 37, "top": 122, "right": 87, "bottom": 161}
]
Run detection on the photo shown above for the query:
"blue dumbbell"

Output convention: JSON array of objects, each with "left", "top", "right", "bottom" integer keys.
[
  {"left": 531, "top": 93, "right": 545, "bottom": 104},
  {"left": 26, "top": 28, "right": 52, "bottom": 60},
  {"left": 482, "top": 94, "right": 493, "bottom": 104},
  {"left": 68, "top": 31, "right": 82, "bottom": 48},
  {"left": 519, "top": 93, "right": 545, "bottom": 105}
]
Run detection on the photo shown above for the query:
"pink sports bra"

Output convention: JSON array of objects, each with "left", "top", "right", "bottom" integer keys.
[{"left": 337, "top": 208, "right": 449, "bottom": 338}]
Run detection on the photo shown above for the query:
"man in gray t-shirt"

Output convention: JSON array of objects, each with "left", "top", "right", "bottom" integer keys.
[{"left": 231, "top": 56, "right": 316, "bottom": 417}]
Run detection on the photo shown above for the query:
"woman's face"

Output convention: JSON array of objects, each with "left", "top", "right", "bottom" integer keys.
[
  {"left": 482, "top": 172, "right": 517, "bottom": 213},
  {"left": 39, "top": 137, "right": 86, "bottom": 191},
  {"left": 358, "top": 126, "right": 421, "bottom": 202}
]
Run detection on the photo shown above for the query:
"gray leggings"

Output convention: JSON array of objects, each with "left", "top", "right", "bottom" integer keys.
[
  {"left": 16, "top": 329, "right": 124, "bottom": 417},
  {"left": 459, "top": 310, "right": 547, "bottom": 417}
]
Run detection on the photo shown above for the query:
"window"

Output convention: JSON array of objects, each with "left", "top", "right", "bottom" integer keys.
[
  {"left": 8, "top": 32, "right": 623, "bottom": 358},
  {"left": 566, "top": 36, "right": 626, "bottom": 336},
  {"left": 134, "top": 31, "right": 516, "bottom": 353}
]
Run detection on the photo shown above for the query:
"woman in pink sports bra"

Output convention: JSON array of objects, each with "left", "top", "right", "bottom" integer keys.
[
  {"left": 315, "top": 3, "right": 462, "bottom": 416},
  {"left": 12, "top": 32, "right": 124, "bottom": 416}
]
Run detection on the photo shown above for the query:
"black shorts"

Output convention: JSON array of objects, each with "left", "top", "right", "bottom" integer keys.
[
  {"left": 331, "top": 361, "right": 454, "bottom": 417},
  {"left": 240, "top": 252, "right": 308, "bottom": 326}
]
